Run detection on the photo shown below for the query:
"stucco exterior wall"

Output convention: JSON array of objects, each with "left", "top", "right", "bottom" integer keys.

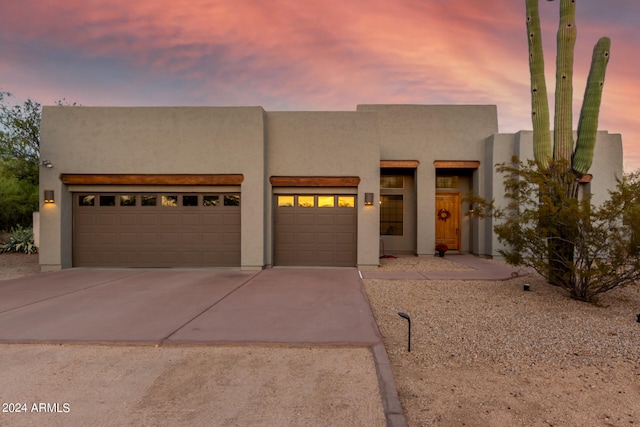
[
  {"left": 483, "top": 133, "right": 517, "bottom": 257},
  {"left": 38, "top": 103, "right": 624, "bottom": 270},
  {"left": 266, "top": 111, "right": 380, "bottom": 268},
  {"left": 40, "top": 106, "right": 267, "bottom": 270},
  {"left": 357, "top": 104, "right": 499, "bottom": 256}
]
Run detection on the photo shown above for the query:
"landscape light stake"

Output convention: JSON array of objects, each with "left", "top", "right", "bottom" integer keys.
[{"left": 397, "top": 312, "right": 411, "bottom": 352}]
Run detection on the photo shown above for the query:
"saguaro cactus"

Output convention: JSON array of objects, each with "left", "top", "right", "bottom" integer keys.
[
  {"left": 553, "top": 0, "right": 576, "bottom": 168},
  {"left": 573, "top": 37, "right": 611, "bottom": 174},
  {"left": 525, "top": 0, "right": 611, "bottom": 178},
  {"left": 525, "top": 0, "right": 552, "bottom": 169}
]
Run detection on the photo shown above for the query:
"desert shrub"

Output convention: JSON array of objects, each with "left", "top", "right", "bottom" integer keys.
[
  {"left": 1, "top": 225, "right": 37, "bottom": 254},
  {"left": 470, "top": 160, "right": 640, "bottom": 303}
]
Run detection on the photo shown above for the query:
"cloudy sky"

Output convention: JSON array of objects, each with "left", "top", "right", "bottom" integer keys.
[{"left": 2, "top": 0, "right": 638, "bottom": 170}]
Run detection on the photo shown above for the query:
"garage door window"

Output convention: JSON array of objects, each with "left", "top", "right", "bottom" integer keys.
[
  {"left": 297, "top": 195, "right": 315, "bottom": 208},
  {"left": 338, "top": 196, "right": 355, "bottom": 208},
  {"left": 318, "top": 196, "right": 334, "bottom": 207},
  {"left": 141, "top": 195, "right": 157, "bottom": 206},
  {"left": 79, "top": 195, "right": 95, "bottom": 206},
  {"left": 183, "top": 195, "right": 198, "bottom": 206},
  {"left": 162, "top": 195, "right": 178, "bottom": 207},
  {"left": 224, "top": 195, "right": 240, "bottom": 206},
  {"left": 277, "top": 195, "right": 356, "bottom": 208},
  {"left": 100, "top": 195, "right": 116, "bottom": 206},
  {"left": 120, "top": 195, "right": 136, "bottom": 206},
  {"left": 277, "top": 195, "right": 294, "bottom": 207},
  {"left": 203, "top": 195, "right": 219, "bottom": 206}
]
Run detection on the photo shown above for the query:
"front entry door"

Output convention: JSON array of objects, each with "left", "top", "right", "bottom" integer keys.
[{"left": 435, "top": 193, "right": 460, "bottom": 250}]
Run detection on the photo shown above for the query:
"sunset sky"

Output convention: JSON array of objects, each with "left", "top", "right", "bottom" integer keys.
[{"left": 2, "top": 0, "right": 638, "bottom": 170}]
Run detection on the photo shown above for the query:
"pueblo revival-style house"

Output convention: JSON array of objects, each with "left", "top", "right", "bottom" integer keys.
[{"left": 38, "top": 104, "right": 623, "bottom": 271}]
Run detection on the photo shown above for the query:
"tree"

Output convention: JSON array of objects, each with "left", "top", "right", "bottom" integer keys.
[
  {"left": 525, "top": 0, "right": 612, "bottom": 287},
  {"left": 0, "top": 92, "right": 41, "bottom": 186},
  {"left": 0, "top": 162, "right": 38, "bottom": 231},
  {"left": 473, "top": 160, "right": 640, "bottom": 303},
  {"left": 0, "top": 92, "right": 42, "bottom": 230}
]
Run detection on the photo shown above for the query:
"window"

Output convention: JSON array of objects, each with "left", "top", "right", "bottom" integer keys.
[
  {"left": 183, "top": 195, "right": 198, "bottom": 206},
  {"left": 277, "top": 195, "right": 294, "bottom": 207},
  {"left": 203, "top": 195, "right": 219, "bottom": 206},
  {"left": 141, "top": 195, "right": 157, "bottom": 206},
  {"left": 224, "top": 195, "right": 240, "bottom": 206},
  {"left": 318, "top": 196, "right": 335, "bottom": 208},
  {"left": 79, "top": 195, "right": 95, "bottom": 206},
  {"left": 120, "top": 195, "right": 136, "bottom": 206},
  {"left": 436, "top": 176, "right": 459, "bottom": 189},
  {"left": 162, "top": 195, "right": 178, "bottom": 207},
  {"left": 381, "top": 176, "right": 403, "bottom": 189},
  {"left": 337, "top": 196, "right": 355, "bottom": 208},
  {"left": 380, "top": 195, "right": 403, "bottom": 235},
  {"left": 297, "top": 195, "right": 315, "bottom": 208},
  {"left": 100, "top": 195, "right": 116, "bottom": 206}
]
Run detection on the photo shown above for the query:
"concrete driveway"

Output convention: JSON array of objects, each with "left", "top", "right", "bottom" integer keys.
[
  {"left": 0, "top": 268, "right": 381, "bottom": 345},
  {"left": 0, "top": 268, "right": 406, "bottom": 426}
]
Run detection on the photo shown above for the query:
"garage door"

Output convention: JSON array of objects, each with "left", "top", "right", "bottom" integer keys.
[
  {"left": 274, "top": 194, "right": 357, "bottom": 267},
  {"left": 73, "top": 193, "right": 240, "bottom": 267}
]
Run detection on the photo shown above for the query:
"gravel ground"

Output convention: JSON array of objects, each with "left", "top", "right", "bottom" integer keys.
[
  {"left": 364, "top": 256, "right": 640, "bottom": 426},
  {"left": 0, "top": 252, "right": 40, "bottom": 280}
]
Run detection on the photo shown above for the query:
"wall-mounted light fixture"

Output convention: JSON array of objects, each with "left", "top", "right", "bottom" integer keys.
[
  {"left": 39, "top": 160, "right": 54, "bottom": 168},
  {"left": 44, "top": 190, "right": 55, "bottom": 204},
  {"left": 364, "top": 193, "right": 374, "bottom": 206},
  {"left": 468, "top": 204, "right": 474, "bottom": 214}
]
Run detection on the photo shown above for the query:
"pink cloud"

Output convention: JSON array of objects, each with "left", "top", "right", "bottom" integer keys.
[{"left": 1, "top": 0, "right": 639, "bottom": 170}]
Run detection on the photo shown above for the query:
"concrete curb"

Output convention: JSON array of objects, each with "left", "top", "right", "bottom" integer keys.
[{"left": 372, "top": 343, "right": 408, "bottom": 427}]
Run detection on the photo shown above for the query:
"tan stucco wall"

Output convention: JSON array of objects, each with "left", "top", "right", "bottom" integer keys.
[
  {"left": 357, "top": 104, "right": 499, "bottom": 256},
  {"left": 39, "top": 104, "right": 624, "bottom": 270},
  {"left": 40, "top": 106, "right": 267, "bottom": 270},
  {"left": 266, "top": 111, "right": 380, "bottom": 268}
]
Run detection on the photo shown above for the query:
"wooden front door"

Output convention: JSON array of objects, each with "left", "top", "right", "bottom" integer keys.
[{"left": 435, "top": 193, "right": 460, "bottom": 250}]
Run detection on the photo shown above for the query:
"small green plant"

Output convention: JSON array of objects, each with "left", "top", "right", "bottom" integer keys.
[{"left": 1, "top": 225, "right": 37, "bottom": 254}]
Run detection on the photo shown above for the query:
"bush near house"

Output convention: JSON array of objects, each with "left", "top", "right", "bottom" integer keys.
[
  {"left": 469, "top": 159, "right": 640, "bottom": 303},
  {"left": 0, "top": 162, "right": 38, "bottom": 231},
  {"left": 1, "top": 225, "right": 37, "bottom": 254}
]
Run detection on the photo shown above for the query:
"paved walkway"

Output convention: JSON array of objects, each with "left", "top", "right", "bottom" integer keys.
[{"left": 362, "top": 254, "right": 527, "bottom": 281}]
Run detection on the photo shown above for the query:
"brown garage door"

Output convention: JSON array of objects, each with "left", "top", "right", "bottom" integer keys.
[
  {"left": 73, "top": 193, "right": 240, "bottom": 267},
  {"left": 274, "top": 194, "right": 357, "bottom": 267}
]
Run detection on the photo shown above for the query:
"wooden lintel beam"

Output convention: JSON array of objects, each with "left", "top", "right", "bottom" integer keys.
[
  {"left": 60, "top": 174, "right": 244, "bottom": 186},
  {"left": 433, "top": 160, "right": 481, "bottom": 169},
  {"left": 270, "top": 176, "right": 360, "bottom": 187},
  {"left": 380, "top": 160, "right": 420, "bottom": 168}
]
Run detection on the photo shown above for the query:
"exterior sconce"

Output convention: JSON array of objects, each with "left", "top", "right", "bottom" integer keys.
[
  {"left": 44, "top": 190, "right": 55, "bottom": 204},
  {"left": 468, "top": 204, "right": 474, "bottom": 214},
  {"left": 364, "top": 193, "right": 374, "bottom": 206},
  {"left": 39, "top": 160, "right": 54, "bottom": 168}
]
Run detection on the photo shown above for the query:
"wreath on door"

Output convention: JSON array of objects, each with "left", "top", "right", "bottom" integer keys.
[{"left": 437, "top": 208, "right": 451, "bottom": 222}]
